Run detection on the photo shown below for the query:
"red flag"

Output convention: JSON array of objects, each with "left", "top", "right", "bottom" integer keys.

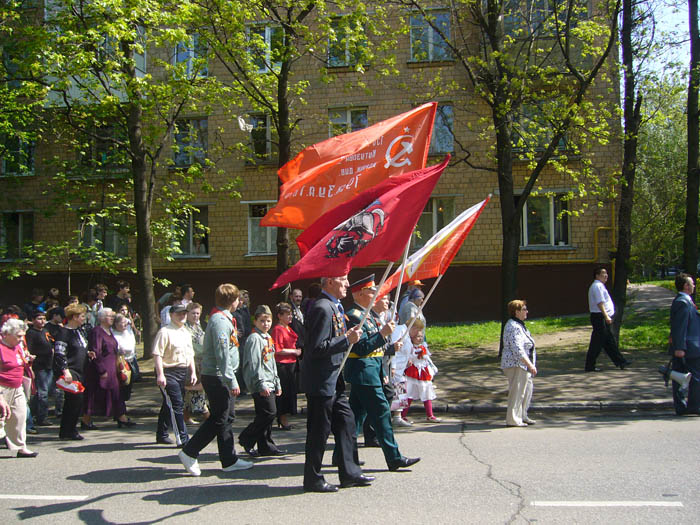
[
  {"left": 378, "top": 196, "right": 490, "bottom": 297},
  {"left": 269, "top": 156, "right": 450, "bottom": 290},
  {"left": 261, "top": 103, "right": 437, "bottom": 229}
]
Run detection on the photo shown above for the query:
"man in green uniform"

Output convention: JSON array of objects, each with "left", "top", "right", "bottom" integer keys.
[{"left": 344, "top": 275, "right": 420, "bottom": 471}]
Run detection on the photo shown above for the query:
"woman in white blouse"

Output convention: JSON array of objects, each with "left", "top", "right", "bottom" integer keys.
[{"left": 500, "top": 300, "right": 537, "bottom": 427}]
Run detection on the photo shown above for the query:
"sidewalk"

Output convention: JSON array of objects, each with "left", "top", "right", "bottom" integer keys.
[{"left": 126, "top": 284, "right": 677, "bottom": 418}]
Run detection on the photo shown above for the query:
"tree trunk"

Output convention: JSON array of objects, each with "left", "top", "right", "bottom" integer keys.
[
  {"left": 612, "top": 0, "right": 642, "bottom": 340},
  {"left": 684, "top": 0, "right": 700, "bottom": 285}
]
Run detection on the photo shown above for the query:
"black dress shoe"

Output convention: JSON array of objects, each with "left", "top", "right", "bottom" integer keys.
[
  {"left": 17, "top": 450, "right": 39, "bottom": 458},
  {"left": 80, "top": 421, "right": 98, "bottom": 430},
  {"left": 304, "top": 481, "right": 339, "bottom": 493},
  {"left": 259, "top": 449, "right": 286, "bottom": 456},
  {"left": 619, "top": 360, "right": 632, "bottom": 370},
  {"left": 117, "top": 419, "right": 137, "bottom": 428},
  {"left": 584, "top": 367, "right": 602, "bottom": 372},
  {"left": 339, "top": 474, "right": 375, "bottom": 488},
  {"left": 364, "top": 439, "right": 381, "bottom": 448},
  {"left": 60, "top": 433, "right": 84, "bottom": 441},
  {"left": 156, "top": 436, "right": 174, "bottom": 445},
  {"left": 388, "top": 456, "right": 421, "bottom": 471}
]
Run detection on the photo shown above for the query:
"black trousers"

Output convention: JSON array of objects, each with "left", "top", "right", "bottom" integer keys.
[
  {"left": 585, "top": 313, "right": 626, "bottom": 370},
  {"left": 672, "top": 356, "right": 700, "bottom": 415},
  {"left": 304, "top": 393, "right": 362, "bottom": 488},
  {"left": 156, "top": 367, "right": 189, "bottom": 443},
  {"left": 59, "top": 368, "right": 83, "bottom": 438},
  {"left": 276, "top": 362, "right": 298, "bottom": 416},
  {"left": 182, "top": 375, "right": 238, "bottom": 468},
  {"left": 239, "top": 392, "right": 278, "bottom": 455}
]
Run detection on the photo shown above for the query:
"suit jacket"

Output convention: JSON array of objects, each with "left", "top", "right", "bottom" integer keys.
[
  {"left": 670, "top": 292, "right": 700, "bottom": 359},
  {"left": 344, "top": 304, "right": 387, "bottom": 386},
  {"left": 301, "top": 295, "right": 350, "bottom": 396}
]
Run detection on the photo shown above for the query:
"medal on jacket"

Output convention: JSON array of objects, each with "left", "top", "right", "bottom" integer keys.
[{"left": 333, "top": 312, "right": 345, "bottom": 337}]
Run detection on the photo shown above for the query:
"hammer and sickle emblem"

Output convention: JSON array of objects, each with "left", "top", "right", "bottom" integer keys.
[{"left": 384, "top": 135, "right": 414, "bottom": 168}]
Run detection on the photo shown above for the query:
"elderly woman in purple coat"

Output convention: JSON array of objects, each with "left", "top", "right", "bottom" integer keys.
[{"left": 81, "top": 308, "right": 135, "bottom": 429}]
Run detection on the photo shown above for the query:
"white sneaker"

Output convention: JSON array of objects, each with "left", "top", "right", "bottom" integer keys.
[
  {"left": 178, "top": 450, "right": 201, "bottom": 476},
  {"left": 392, "top": 416, "right": 412, "bottom": 427},
  {"left": 223, "top": 458, "right": 254, "bottom": 472}
]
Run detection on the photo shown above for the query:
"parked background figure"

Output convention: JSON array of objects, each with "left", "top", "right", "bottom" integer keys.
[
  {"left": 0, "top": 319, "right": 37, "bottom": 457},
  {"left": 500, "top": 300, "right": 537, "bottom": 427},
  {"left": 184, "top": 302, "right": 209, "bottom": 425},
  {"left": 53, "top": 303, "right": 89, "bottom": 440},
  {"left": 82, "top": 308, "right": 134, "bottom": 430},
  {"left": 271, "top": 302, "right": 300, "bottom": 430}
]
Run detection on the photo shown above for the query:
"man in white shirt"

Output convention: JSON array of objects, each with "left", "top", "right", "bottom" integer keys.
[{"left": 584, "top": 267, "right": 631, "bottom": 372}]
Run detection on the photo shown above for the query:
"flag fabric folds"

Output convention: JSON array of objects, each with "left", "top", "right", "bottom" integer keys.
[
  {"left": 378, "top": 196, "right": 491, "bottom": 297},
  {"left": 269, "top": 156, "right": 450, "bottom": 290},
  {"left": 261, "top": 102, "right": 437, "bottom": 230}
]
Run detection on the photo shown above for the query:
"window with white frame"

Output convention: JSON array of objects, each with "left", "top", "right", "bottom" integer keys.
[
  {"left": 519, "top": 194, "right": 570, "bottom": 247},
  {"left": 409, "top": 10, "right": 452, "bottom": 62},
  {"left": 175, "top": 206, "right": 209, "bottom": 256},
  {"left": 247, "top": 203, "right": 277, "bottom": 255},
  {"left": 249, "top": 24, "right": 284, "bottom": 73},
  {"left": 329, "top": 107, "right": 368, "bottom": 137},
  {"left": 175, "top": 34, "right": 207, "bottom": 77},
  {"left": 0, "top": 211, "right": 33, "bottom": 259},
  {"left": 503, "top": 0, "right": 588, "bottom": 37},
  {"left": 1, "top": 135, "right": 35, "bottom": 176},
  {"left": 248, "top": 114, "right": 277, "bottom": 163},
  {"left": 412, "top": 197, "right": 455, "bottom": 251},
  {"left": 79, "top": 125, "right": 128, "bottom": 175},
  {"left": 327, "top": 16, "right": 366, "bottom": 67},
  {"left": 173, "top": 118, "right": 208, "bottom": 168},
  {"left": 429, "top": 104, "right": 454, "bottom": 155},
  {"left": 80, "top": 217, "right": 128, "bottom": 257}
]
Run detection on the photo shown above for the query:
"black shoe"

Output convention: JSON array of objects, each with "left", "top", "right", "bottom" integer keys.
[
  {"left": 156, "top": 436, "right": 174, "bottom": 445},
  {"left": 80, "top": 421, "right": 98, "bottom": 430},
  {"left": 259, "top": 449, "right": 286, "bottom": 457},
  {"left": 584, "top": 367, "right": 602, "bottom": 372},
  {"left": 339, "top": 474, "right": 375, "bottom": 488},
  {"left": 304, "top": 481, "right": 339, "bottom": 493},
  {"left": 36, "top": 420, "right": 52, "bottom": 427},
  {"left": 241, "top": 445, "right": 259, "bottom": 457},
  {"left": 60, "top": 433, "right": 84, "bottom": 441},
  {"left": 388, "top": 456, "right": 421, "bottom": 471},
  {"left": 364, "top": 439, "right": 381, "bottom": 448},
  {"left": 619, "top": 360, "right": 632, "bottom": 370},
  {"left": 17, "top": 450, "right": 39, "bottom": 458},
  {"left": 117, "top": 419, "right": 136, "bottom": 428}
]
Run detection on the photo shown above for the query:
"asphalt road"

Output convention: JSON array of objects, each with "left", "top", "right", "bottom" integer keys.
[{"left": 1, "top": 411, "right": 698, "bottom": 524}]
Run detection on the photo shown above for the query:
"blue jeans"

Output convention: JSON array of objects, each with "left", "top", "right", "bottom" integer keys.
[{"left": 31, "top": 369, "right": 55, "bottom": 423}]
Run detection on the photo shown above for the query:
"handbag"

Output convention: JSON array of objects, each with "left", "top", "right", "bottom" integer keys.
[{"left": 116, "top": 354, "right": 132, "bottom": 385}]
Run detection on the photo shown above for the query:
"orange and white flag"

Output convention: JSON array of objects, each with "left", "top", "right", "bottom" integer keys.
[
  {"left": 261, "top": 103, "right": 437, "bottom": 229},
  {"left": 378, "top": 196, "right": 491, "bottom": 297}
]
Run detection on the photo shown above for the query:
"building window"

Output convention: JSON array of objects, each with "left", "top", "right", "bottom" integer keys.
[
  {"left": 0, "top": 211, "right": 33, "bottom": 259},
  {"left": 175, "top": 34, "right": 207, "bottom": 78},
  {"left": 175, "top": 206, "right": 209, "bottom": 256},
  {"left": 80, "top": 218, "right": 128, "bottom": 257},
  {"left": 409, "top": 10, "right": 452, "bottom": 62},
  {"left": 248, "top": 203, "right": 277, "bottom": 255},
  {"left": 79, "top": 126, "right": 128, "bottom": 175},
  {"left": 327, "top": 16, "right": 366, "bottom": 67},
  {"left": 1, "top": 136, "right": 35, "bottom": 176},
  {"left": 329, "top": 107, "right": 368, "bottom": 137},
  {"left": 247, "top": 114, "right": 277, "bottom": 163},
  {"left": 173, "top": 118, "right": 208, "bottom": 168},
  {"left": 249, "top": 25, "right": 284, "bottom": 73},
  {"left": 520, "top": 194, "right": 570, "bottom": 247},
  {"left": 504, "top": 0, "right": 588, "bottom": 37},
  {"left": 429, "top": 104, "right": 454, "bottom": 155},
  {"left": 412, "top": 197, "right": 455, "bottom": 250},
  {"left": 512, "top": 103, "right": 568, "bottom": 153}
]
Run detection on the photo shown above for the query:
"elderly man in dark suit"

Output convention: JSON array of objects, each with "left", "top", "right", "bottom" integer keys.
[
  {"left": 302, "top": 275, "right": 374, "bottom": 493},
  {"left": 670, "top": 273, "right": 700, "bottom": 415}
]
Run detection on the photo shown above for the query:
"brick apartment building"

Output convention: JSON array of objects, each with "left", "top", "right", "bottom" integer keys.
[{"left": 0, "top": 5, "right": 620, "bottom": 321}]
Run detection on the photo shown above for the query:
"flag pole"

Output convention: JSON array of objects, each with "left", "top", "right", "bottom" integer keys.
[
  {"left": 391, "top": 238, "right": 412, "bottom": 321},
  {"left": 336, "top": 261, "right": 394, "bottom": 377},
  {"left": 403, "top": 273, "right": 444, "bottom": 334}
]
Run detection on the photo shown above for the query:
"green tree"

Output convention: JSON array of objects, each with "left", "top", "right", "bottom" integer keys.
[
  {"left": 1, "top": 0, "right": 238, "bottom": 356},
  {"left": 392, "top": 0, "right": 621, "bottom": 323}
]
